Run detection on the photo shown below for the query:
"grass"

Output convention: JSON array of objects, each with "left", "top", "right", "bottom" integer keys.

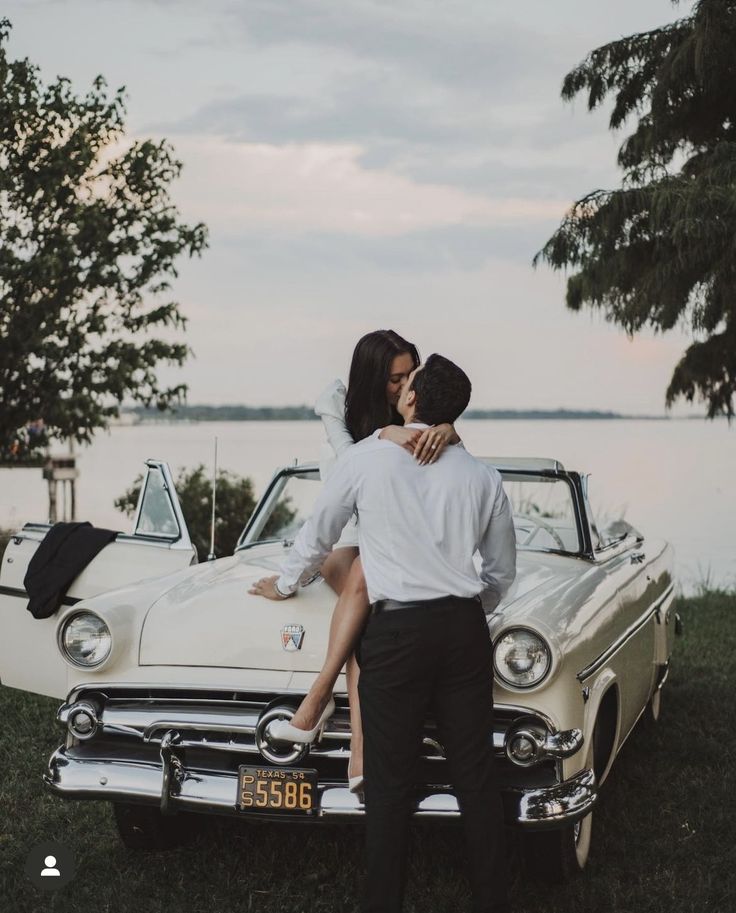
[{"left": 1, "top": 591, "right": 734, "bottom": 913}]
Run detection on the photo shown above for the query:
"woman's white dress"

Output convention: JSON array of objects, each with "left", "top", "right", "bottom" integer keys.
[{"left": 314, "top": 378, "right": 360, "bottom": 549}]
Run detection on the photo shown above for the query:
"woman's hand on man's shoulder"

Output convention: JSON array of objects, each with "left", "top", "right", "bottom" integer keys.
[
  {"left": 379, "top": 425, "right": 422, "bottom": 454},
  {"left": 413, "top": 424, "right": 459, "bottom": 465}
]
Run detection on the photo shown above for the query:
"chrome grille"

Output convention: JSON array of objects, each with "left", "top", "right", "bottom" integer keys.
[{"left": 61, "top": 685, "right": 557, "bottom": 787}]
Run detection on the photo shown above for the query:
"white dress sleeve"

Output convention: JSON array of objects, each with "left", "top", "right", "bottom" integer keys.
[
  {"left": 277, "top": 450, "right": 358, "bottom": 593},
  {"left": 314, "top": 379, "right": 360, "bottom": 550},
  {"left": 314, "top": 379, "right": 354, "bottom": 458}
]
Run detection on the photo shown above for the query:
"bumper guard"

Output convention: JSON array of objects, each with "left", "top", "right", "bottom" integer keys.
[{"left": 43, "top": 740, "right": 596, "bottom": 830}]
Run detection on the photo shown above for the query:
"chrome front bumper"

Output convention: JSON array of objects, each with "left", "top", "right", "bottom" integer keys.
[{"left": 44, "top": 744, "right": 596, "bottom": 830}]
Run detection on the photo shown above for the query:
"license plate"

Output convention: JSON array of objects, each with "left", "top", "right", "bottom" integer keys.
[{"left": 237, "top": 765, "right": 318, "bottom": 814}]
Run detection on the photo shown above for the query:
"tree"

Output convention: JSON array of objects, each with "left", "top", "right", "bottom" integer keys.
[
  {"left": 0, "top": 19, "right": 208, "bottom": 461},
  {"left": 114, "top": 465, "right": 296, "bottom": 559},
  {"left": 535, "top": 0, "right": 736, "bottom": 419}
]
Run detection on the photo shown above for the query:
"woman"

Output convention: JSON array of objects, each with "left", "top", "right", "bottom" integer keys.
[{"left": 251, "top": 330, "right": 458, "bottom": 792}]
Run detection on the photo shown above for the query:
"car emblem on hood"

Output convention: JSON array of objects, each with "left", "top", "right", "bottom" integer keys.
[{"left": 281, "top": 624, "right": 305, "bottom": 651}]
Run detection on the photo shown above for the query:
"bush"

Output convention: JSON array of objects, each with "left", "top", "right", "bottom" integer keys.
[
  {"left": 0, "top": 527, "right": 13, "bottom": 555},
  {"left": 115, "top": 465, "right": 294, "bottom": 559}
]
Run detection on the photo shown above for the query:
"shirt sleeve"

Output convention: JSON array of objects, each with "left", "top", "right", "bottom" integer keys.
[
  {"left": 314, "top": 379, "right": 354, "bottom": 458},
  {"left": 276, "top": 454, "right": 358, "bottom": 594},
  {"left": 477, "top": 482, "right": 517, "bottom": 613}
]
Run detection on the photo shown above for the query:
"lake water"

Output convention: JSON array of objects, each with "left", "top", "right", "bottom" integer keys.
[{"left": 1, "top": 418, "right": 734, "bottom": 594}]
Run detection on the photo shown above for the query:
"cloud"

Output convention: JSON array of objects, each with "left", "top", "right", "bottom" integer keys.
[
  {"left": 150, "top": 4, "right": 619, "bottom": 201},
  {"left": 170, "top": 135, "right": 568, "bottom": 239},
  {"left": 187, "top": 223, "right": 558, "bottom": 277},
  {"left": 158, "top": 80, "right": 614, "bottom": 210},
  {"left": 224, "top": 0, "right": 573, "bottom": 94}
]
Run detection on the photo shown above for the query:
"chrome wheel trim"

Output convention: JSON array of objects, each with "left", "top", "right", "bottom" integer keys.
[
  {"left": 572, "top": 740, "right": 595, "bottom": 868},
  {"left": 573, "top": 811, "right": 593, "bottom": 868},
  {"left": 650, "top": 688, "right": 662, "bottom": 722}
]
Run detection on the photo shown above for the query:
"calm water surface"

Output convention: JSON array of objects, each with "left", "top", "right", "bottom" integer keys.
[{"left": 1, "top": 419, "right": 733, "bottom": 593}]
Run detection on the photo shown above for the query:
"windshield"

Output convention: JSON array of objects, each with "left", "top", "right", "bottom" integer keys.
[
  {"left": 237, "top": 469, "right": 322, "bottom": 548},
  {"left": 259, "top": 474, "right": 321, "bottom": 543},
  {"left": 500, "top": 472, "right": 580, "bottom": 553},
  {"left": 239, "top": 466, "right": 581, "bottom": 554}
]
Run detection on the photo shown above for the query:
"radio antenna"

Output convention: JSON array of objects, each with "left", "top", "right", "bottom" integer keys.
[{"left": 207, "top": 436, "right": 218, "bottom": 561}]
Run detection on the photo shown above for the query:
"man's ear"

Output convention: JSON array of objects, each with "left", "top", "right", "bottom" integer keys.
[{"left": 406, "top": 388, "right": 416, "bottom": 406}]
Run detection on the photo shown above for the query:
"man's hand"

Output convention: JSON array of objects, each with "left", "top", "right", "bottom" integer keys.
[{"left": 248, "top": 575, "right": 294, "bottom": 600}]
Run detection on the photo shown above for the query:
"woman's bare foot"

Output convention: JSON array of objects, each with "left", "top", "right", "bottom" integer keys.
[{"left": 289, "top": 688, "right": 333, "bottom": 731}]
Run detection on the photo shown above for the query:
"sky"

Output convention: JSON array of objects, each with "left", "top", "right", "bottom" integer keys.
[{"left": 5, "top": 0, "right": 701, "bottom": 413}]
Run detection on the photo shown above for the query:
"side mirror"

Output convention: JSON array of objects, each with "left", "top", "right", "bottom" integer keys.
[{"left": 599, "top": 519, "right": 642, "bottom": 546}]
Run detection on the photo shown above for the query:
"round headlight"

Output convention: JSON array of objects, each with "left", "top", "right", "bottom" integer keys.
[
  {"left": 61, "top": 613, "right": 112, "bottom": 667},
  {"left": 493, "top": 628, "right": 551, "bottom": 688}
]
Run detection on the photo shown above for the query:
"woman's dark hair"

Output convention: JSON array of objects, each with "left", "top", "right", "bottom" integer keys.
[{"left": 345, "top": 330, "right": 420, "bottom": 441}]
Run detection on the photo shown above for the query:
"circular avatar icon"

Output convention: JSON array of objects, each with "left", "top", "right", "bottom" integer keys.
[{"left": 24, "top": 840, "right": 76, "bottom": 892}]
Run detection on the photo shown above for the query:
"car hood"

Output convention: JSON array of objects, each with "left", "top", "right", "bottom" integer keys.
[
  {"left": 139, "top": 548, "right": 342, "bottom": 671},
  {"left": 138, "top": 546, "right": 587, "bottom": 672}
]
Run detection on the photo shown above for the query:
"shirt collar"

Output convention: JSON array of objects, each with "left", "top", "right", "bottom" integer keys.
[{"left": 405, "top": 422, "right": 430, "bottom": 429}]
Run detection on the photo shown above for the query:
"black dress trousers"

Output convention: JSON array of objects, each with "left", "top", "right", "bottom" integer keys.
[{"left": 357, "top": 597, "right": 509, "bottom": 913}]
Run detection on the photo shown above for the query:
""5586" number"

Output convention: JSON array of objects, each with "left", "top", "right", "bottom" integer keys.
[{"left": 240, "top": 775, "right": 313, "bottom": 811}]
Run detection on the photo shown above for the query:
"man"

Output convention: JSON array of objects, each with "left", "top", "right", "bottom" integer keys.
[{"left": 252, "top": 354, "right": 516, "bottom": 913}]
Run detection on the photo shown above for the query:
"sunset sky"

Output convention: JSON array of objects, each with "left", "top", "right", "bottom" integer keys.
[{"left": 6, "top": 0, "right": 699, "bottom": 413}]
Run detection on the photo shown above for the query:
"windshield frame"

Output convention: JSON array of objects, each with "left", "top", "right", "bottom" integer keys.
[
  {"left": 234, "top": 461, "right": 595, "bottom": 558},
  {"left": 496, "top": 467, "right": 588, "bottom": 559},
  {"left": 235, "top": 463, "right": 321, "bottom": 551}
]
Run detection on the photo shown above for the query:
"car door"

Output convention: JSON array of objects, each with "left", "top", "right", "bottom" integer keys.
[{"left": 0, "top": 460, "right": 196, "bottom": 698}]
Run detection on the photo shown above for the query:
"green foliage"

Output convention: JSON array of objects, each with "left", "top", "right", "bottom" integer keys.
[
  {"left": 114, "top": 465, "right": 295, "bottom": 559},
  {"left": 0, "top": 527, "right": 12, "bottom": 555},
  {"left": 0, "top": 19, "right": 208, "bottom": 458},
  {"left": 536, "top": 0, "right": 736, "bottom": 418},
  {"left": 0, "top": 419, "right": 47, "bottom": 465}
]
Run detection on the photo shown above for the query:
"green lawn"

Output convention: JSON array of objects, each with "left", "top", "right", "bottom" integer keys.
[{"left": 1, "top": 591, "right": 734, "bottom": 913}]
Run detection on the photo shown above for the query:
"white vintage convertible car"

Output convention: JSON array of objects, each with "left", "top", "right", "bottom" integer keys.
[{"left": 0, "top": 457, "right": 679, "bottom": 882}]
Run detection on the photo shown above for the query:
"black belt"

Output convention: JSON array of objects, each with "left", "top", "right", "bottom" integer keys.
[{"left": 370, "top": 595, "right": 481, "bottom": 615}]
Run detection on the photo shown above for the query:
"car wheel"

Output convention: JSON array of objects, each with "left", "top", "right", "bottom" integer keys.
[
  {"left": 522, "top": 808, "right": 593, "bottom": 884},
  {"left": 112, "top": 802, "right": 200, "bottom": 850},
  {"left": 522, "top": 735, "right": 595, "bottom": 884}
]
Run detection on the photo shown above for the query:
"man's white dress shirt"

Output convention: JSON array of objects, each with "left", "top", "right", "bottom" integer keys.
[{"left": 277, "top": 423, "right": 516, "bottom": 612}]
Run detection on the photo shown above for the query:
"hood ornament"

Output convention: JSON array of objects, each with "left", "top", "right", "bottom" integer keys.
[{"left": 281, "top": 624, "right": 305, "bottom": 651}]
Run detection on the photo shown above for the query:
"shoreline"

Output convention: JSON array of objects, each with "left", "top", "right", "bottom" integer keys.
[{"left": 117, "top": 407, "right": 703, "bottom": 423}]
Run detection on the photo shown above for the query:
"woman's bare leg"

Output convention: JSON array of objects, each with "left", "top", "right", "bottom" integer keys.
[
  {"left": 346, "top": 651, "right": 363, "bottom": 781},
  {"left": 288, "top": 549, "right": 369, "bottom": 731}
]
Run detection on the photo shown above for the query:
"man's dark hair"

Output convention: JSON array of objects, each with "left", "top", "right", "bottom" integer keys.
[{"left": 410, "top": 353, "right": 471, "bottom": 425}]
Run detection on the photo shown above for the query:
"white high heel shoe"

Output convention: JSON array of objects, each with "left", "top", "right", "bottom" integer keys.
[
  {"left": 269, "top": 697, "right": 336, "bottom": 745},
  {"left": 348, "top": 755, "right": 364, "bottom": 794},
  {"left": 348, "top": 773, "right": 365, "bottom": 794}
]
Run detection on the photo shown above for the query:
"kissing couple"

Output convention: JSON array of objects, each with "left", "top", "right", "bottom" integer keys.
[{"left": 251, "top": 330, "right": 516, "bottom": 913}]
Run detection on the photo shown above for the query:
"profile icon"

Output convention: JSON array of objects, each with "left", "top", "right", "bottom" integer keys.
[
  {"left": 24, "top": 841, "right": 75, "bottom": 891},
  {"left": 41, "top": 855, "right": 61, "bottom": 877}
]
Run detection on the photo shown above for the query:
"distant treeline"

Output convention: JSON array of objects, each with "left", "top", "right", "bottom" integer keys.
[{"left": 124, "top": 405, "right": 668, "bottom": 422}]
